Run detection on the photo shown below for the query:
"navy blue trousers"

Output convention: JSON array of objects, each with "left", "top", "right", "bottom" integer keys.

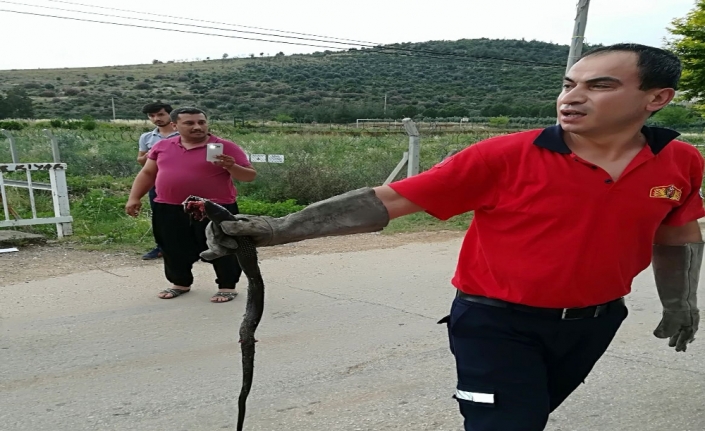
[{"left": 444, "top": 295, "right": 628, "bottom": 431}]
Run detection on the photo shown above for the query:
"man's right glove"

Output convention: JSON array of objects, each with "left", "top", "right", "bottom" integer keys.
[
  {"left": 209, "top": 187, "right": 390, "bottom": 250},
  {"left": 652, "top": 242, "right": 704, "bottom": 352}
]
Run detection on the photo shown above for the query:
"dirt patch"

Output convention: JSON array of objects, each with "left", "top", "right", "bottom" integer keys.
[{"left": 0, "top": 231, "right": 464, "bottom": 285}]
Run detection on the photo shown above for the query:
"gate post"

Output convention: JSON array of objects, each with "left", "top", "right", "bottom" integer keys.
[
  {"left": 402, "top": 118, "right": 420, "bottom": 177},
  {"left": 49, "top": 166, "right": 73, "bottom": 237},
  {"left": 43, "top": 129, "right": 61, "bottom": 163},
  {"left": 1, "top": 129, "right": 19, "bottom": 163}
]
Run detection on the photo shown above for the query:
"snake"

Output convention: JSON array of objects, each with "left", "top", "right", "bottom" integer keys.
[{"left": 183, "top": 196, "right": 265, "bottom": 431}]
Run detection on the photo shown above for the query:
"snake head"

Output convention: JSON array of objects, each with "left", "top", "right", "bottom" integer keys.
[
  {"left": 182, "top": 195, "right": 237, "bottom": 224},
  {"left": 183, "top": 196, "right": 207, "bottom": 221}
]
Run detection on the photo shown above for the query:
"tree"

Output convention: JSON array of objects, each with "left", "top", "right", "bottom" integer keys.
[
  {"left": 274, "top": 113, "right": 293, "bottom": 123},
  {"left": 651, "top": 104, "right": 698, "bottom": 128},
  {"left": 667, "top": 1, "right": 705, "bottom": 101},
  {"left": 0, "top": 88, "right": 34, "bottom": 119},
  {"left": 398, "top": 105, "right": 418, "bottom": 118}
]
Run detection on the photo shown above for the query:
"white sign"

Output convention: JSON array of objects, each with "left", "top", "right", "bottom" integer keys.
[
  {"left": 250, "top": 154, "right": 267, "bottom": 163},
  {"left": 267, "top": 154, "right": 284, "bottom": 163}
]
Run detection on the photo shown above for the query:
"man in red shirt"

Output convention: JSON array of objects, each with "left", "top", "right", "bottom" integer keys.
[
  {"left": 126, "top": 107, "right": 256, "bottom": 303},
  {"left": 202, "top": 44, "right": 704, "bottom": 429}
]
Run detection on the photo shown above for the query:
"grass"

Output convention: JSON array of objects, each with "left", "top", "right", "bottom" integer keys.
[
  {"left": 386, "top": 212, "right": 472, "bottom": 234},
  {"left": 2, "top": 121, "right": 703, "bottom": 252},
  {"left": 0, "top": 123, "right": 486, "bottom": 251}
]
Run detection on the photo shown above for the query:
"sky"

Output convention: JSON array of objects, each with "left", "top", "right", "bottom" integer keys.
[{"left": 0, "top": 0, "right": 698, "bottom": 70}]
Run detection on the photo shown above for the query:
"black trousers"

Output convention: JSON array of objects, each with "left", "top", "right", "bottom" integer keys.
[
  {"left": 152, "top": 201, "right": 242, "bottom": 289},
  {"left": 444, "top": 294, "right": 628, "bottom": 431},
  {"left": 148, "top": 187, "right": 161, "bottom": 249}
]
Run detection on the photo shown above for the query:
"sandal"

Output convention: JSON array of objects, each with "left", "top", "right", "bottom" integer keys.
[
  {"left": 211, "top": 291, "right": 238, "bottom": 303},
  {"left": 158, "top": 288, "right": 190, "bottom": 299}
]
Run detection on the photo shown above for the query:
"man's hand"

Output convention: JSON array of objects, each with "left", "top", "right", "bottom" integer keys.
[
  {"left": 201, "top": 221, "right": 242, "bottom": 260},
  {"left": 651, "top": 226, "right": 703, "bottom": 353},
  {"left": 654, "top": 310, "right": 699, "bottom": 352},
  {"left": 125, "top": 198, "right": 142, "bottom": 217},
  {"left": 213, "top": 154, "right": 236, "bottom": 169},
  {"left": 219, "top": 215, "right": 275, "bottom": 247}
]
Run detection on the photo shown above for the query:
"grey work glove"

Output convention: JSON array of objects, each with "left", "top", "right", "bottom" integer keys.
[
  {"left": 201, "top": 220, "right": 241, "bottom": 261},
  {"left": 212, "top": 187, "right": 390, "bottom": 249},
  {"left": 652, "top": 242, "right": 704, "bottom": 352}
]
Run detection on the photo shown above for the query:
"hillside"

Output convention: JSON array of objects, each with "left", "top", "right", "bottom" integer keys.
[{"left": 0, "top": 38, "right": 585, "bottom": 122}]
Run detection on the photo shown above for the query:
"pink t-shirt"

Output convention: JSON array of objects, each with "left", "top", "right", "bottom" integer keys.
[{"left": 148, "top": 134, "right": 252, "bottom": 205}]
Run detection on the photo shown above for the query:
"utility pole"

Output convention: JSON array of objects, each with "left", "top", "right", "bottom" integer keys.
[
  {"left": 111, "top": 97, "right": 116, "bottom": 121},
  {"left": 565, "top": 0, "right": 591, "bottom": 74},
  {"left": 558, "top": 0, "right": 591, "bottom": 125},
  {"left": 384, "top": 92, "right": 387, "bottom": 118}
]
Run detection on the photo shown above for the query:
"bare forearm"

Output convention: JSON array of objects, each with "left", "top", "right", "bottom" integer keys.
[
  {"left": 373, "top": 185, "right": 424, "bottom": 220},
  {"left": 226, "top": 164, "right": 257, "bottom": 182},
  {"left": 654, "top": 221, "right": 703, "bottom": 246},
  {"left": 137, "top": 154, "right": 148, "bottom": 166},
  {"left": 129, "top": 171, "right": 156, "bottom": 201}
]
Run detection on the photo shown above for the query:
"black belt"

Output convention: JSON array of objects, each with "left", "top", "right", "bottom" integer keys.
[{"left": 456, "top": 291, "right": 624, "bottom": 320}]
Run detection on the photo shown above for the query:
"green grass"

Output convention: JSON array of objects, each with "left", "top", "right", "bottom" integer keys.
[
  {"left": 2, "top": 122, "right": 704, "bottom": 252},
  {"left": 385, "top": 212, "right": 472, "bottom": 233}
]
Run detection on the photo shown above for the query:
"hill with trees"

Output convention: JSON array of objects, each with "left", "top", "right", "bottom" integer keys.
[{"left": 0, "top": 38, "right": 604, "bottom": 122}]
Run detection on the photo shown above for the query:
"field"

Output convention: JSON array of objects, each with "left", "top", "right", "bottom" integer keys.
[
  {"left": 2, "top": 119, "right": 705, "bottom": 252},
  {"left": 0, "top": 120, "right": 491, "bottom": 251}
]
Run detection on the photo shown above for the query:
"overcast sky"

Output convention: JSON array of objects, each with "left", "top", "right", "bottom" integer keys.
[{"left": 0, "top": 0, "right": 697, "bottom": 70}]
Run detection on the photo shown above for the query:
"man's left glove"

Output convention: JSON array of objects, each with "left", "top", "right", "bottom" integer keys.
[
  {"left": 652, "top": 242, "right": 704, "bottom": 352},
  {"left": 201, "top": 220, "right": 240, "bottom": 261}
]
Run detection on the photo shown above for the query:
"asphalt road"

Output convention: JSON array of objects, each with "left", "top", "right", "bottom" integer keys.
[{"left": 1, "top": 238, "right": 705, "bottom": 431}]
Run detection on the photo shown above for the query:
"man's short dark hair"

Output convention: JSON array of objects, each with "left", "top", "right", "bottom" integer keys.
[
  {"left": 580, "top": 43, "right": 682, "bottom": 91},
  {"left": 170, "top": 107, "right": 208, "bottom": 123},
  {"left": 141, "top": 101, "right": 173, "bottom": 115}
]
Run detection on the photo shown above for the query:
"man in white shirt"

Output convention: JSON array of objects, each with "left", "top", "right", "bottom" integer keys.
[{"left": 137, "top": 101, "right": 179, "bottom": 260}]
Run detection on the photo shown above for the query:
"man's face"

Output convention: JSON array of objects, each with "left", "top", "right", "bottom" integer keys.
[
  {"left": 556, "top": 52, "right": 673, "bottom": 136},
  {"left": 173, "top": 113, "right": 208, "bottom": 140},
  {"left": 147, "top": 108, "right": 171, "bottom": 127}
]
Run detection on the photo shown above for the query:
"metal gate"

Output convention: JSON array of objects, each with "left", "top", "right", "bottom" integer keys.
[{"left": 0, "top": 129, "right": 73, "bottom": 238}]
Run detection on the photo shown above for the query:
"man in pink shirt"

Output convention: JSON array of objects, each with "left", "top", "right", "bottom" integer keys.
[{"left": 126, "top": 107, "right": 256, "bottom": 303}]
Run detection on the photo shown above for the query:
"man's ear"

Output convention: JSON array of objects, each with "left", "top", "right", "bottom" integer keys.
[{"left": 646, "top": 88, "right": 676, "bottom": 114}]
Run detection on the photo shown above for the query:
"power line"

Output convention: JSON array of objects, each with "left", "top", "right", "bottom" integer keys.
[
  {"left": 3, "top": 2, "right": 565, "bottom": 67},
  {"left": 1, "top": 0, "right": 363, "bottom": 48},
  {"left": 45, "top": 0, "right": 379, "bottom": 45},
  {"left": 0, "top": 6, "right": 565, "bottom": 68},
  {"left": 0, "top": 8, "right": 356, "bottom": 51}
]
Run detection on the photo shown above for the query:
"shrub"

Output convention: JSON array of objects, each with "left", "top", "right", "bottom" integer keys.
[
  {"left": 488, "top": 116, "right": 510, "bottom": 127},
  {"left": 237, "top": 197, "right": 304, "bottom": 217},
  {"left": 0, "top": 121, "right": 25, "bottom": 130}
]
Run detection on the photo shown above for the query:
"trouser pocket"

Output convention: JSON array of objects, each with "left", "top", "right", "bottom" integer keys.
[{"left": 437, "top": 314, "right": 452, "bottom": 354}]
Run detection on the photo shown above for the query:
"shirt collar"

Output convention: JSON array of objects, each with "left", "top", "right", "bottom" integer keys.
[
  {"left": 533, "top": 124, "right": 681, "bottom": 155},
  {"left": 153, "top": 127, "right": 179, "bottom": 138}
]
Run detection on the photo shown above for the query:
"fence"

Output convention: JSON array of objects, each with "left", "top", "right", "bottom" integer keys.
[
  {"left": 0, "top": 129, "right": 73, "bottom": 238},
  {"left": 0, "top": 123, "right": 497, "bottom": 204},
  {"left": 2, "top": 123, "right": 704, "bottom": 211}
]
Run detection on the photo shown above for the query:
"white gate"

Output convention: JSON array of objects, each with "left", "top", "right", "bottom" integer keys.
[{"left": 0, "top": 129, "right": 73, "bottom": 238}]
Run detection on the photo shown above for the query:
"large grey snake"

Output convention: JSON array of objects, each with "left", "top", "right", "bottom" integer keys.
[{"left": 184, "top": 196, "right": 264, "bottom": 431}]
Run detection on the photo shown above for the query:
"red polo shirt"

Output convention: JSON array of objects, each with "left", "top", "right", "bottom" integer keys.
[
  {"left": 148, "top": 134, "right": 251, "bottom": 205},
  {"left": 389, "top": 126, "right": 705, "bottom": 308}
]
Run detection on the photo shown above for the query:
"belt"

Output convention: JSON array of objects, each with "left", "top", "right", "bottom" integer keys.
[{"left": 456, "top": 291, "right": 624, "bottom": 320}]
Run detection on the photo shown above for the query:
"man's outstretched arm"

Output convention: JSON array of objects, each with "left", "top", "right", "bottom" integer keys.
[
  {"left": 202, "top": 142, "right": 498, "bottom": 257},
  {"left": 652, "top": 220, "right": 704, "bottom": 352},
  {"left": 214, "top": 186, "right": 424, "bottom": 248}
]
